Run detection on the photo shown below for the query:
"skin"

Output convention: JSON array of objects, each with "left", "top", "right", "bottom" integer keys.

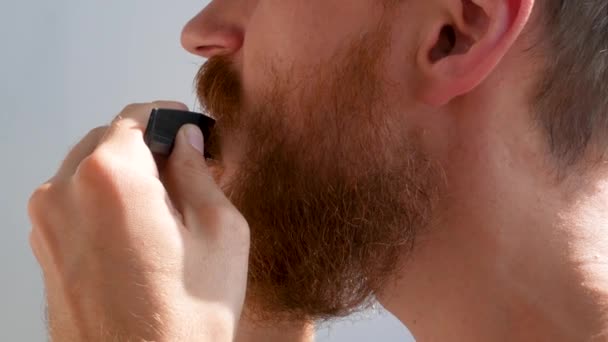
[
  {"left": 29, "top": 102, "right": 251, "bottom": 341},
  {"left": 29, "top": 0, "right": 608, "bottom": 341}
]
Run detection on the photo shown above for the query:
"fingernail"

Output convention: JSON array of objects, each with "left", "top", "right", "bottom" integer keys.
[{"left": 184, "top": 124, "right": 204, "bottom": 154}]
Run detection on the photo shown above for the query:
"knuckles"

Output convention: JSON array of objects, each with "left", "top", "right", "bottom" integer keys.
[
  {"left": 71, "top": 149, "right": 135, "bottom": 206},
  {"left": 28, "top": 229, "right": 41, "bottom": 260},
  {"left": 230, "top": 214, "right": 251, "bottom": 251},
  {"left": 198, "top": 204, "right": 251, "bottom": 248},
  {"left": 28, "top": 182, "right": 62, "bottom": 224},
  {"left": 28, "top": 183, "right": 64, "bottom": 266},
  {"left": 122, "top": 103, "right": 142, "bottom": 113},
  {"left": 73, "top": 149, "right": 119, "bottom": 189},
  {"left": 88, "top": 125, "right": 109, "bottom": 137}
]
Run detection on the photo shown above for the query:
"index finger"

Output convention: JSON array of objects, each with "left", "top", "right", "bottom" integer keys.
[{"left": 96, "top": 101, "right": 188, "bottom": 172}]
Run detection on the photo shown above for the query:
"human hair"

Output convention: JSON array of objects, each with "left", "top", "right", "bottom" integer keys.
[{"left": 534, "top": 1, "right": 608, "bottom": 166}]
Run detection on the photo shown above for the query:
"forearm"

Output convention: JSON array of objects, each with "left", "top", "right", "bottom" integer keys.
[
  {"left": 47, "top": 305, "right": 235, "bottom": 342},
  {"left": 49, "top": 321, "right": 234, "bottom": 342}
]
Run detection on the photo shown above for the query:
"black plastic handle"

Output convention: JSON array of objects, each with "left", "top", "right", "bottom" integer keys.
[{"left": 144, "top": 108, "right": 216, "bottom": 158}]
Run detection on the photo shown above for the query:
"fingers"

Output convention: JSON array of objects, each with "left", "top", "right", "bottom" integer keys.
[
  {"left": 51, "top": 101, "right": 187, "bottom": 182},
  {"left": 53, "top": 126, "right": 107, "bottom": 181},
  {"left": 163, "top": 125, "right": 243, "bottom": 232},
  {"left": 28, "top": 181, "right": 65, "bottom": 273},
  {"left": 96, "top": 101, "right": 188, "bottom": 177},
  {"left": 100, "top": 101, "right": 188, "bottom": 152}
]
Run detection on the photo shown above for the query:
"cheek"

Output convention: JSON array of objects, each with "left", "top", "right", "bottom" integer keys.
[{"left": 240, "top": 1, "right": 385, "bottom": 106}]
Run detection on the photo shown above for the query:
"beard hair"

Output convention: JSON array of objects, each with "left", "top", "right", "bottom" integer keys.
[{"left": 196, "top": 23, "right": 441, "bottom": 324}]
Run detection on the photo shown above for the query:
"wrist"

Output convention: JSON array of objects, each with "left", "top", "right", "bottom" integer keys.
[
  {"left": 45, "top": 285, "right": 239, "bottom": 342},
  {"left": 169, "top": 303, "right": 237, "bottom": 342},
  {"left": 48, "top": 312, "right": 233, "bottom": 342}
]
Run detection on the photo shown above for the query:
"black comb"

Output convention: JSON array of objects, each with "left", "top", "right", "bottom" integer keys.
[{"left": 144, "top": 108, "right": 215, "bottom": 158}]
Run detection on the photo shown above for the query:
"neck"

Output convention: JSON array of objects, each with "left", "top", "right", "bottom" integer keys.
[
  {"left": 235, "top": 317, "right": 315, "bottom": 342},
  {"left": 381, "top": 146, "right": 608, "bottom": 340}
]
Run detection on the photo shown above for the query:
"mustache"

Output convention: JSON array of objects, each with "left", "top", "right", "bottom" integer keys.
[{"left": 195, "top": 56, "right": 242, "bottom": 124}]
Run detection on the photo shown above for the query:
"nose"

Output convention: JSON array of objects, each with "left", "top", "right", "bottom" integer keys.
[{"left": 181, "top": 1, "right": 246, "bottom": 58}]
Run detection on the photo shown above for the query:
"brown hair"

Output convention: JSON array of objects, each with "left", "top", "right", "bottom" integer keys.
[
  {"left": 196, "top": 22, "right": 441, "bottom": 322},
  {"left": 534, "top": 1, "right": 608, "bottom": 166}
]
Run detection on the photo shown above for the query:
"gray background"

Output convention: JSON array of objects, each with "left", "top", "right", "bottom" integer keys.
[{"left": 0, "top": 1, "right": 414, "bottom": 340}]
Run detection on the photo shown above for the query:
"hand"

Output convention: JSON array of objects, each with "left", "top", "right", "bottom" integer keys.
[{"left": 28, "top": 102, "right": 250, "bottom": 342}]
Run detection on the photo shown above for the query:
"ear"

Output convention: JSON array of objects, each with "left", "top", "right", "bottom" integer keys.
[{"left": 417, "top": 0, "right": 534, "bottom": 106}]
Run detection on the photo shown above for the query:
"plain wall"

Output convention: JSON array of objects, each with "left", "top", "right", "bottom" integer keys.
[{"left": 0, "top": 1, "right": 414, "bottom": 340}]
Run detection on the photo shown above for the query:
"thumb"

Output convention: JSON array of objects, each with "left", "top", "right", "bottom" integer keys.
[
  {"left": 165, "top": 124, "right": 230, "bottom": 215},
  {"left": 179, "top": 123, "right": 205, "bottom": 156}
]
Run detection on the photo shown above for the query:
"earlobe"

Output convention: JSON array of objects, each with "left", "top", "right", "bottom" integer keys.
[{"left": 416, "top": 0, "right": 534, "bottom": 106}]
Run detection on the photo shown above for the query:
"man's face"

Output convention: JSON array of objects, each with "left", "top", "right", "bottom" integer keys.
[{"left": 182, "top": 0, "right": 442, "bottom": 322}]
